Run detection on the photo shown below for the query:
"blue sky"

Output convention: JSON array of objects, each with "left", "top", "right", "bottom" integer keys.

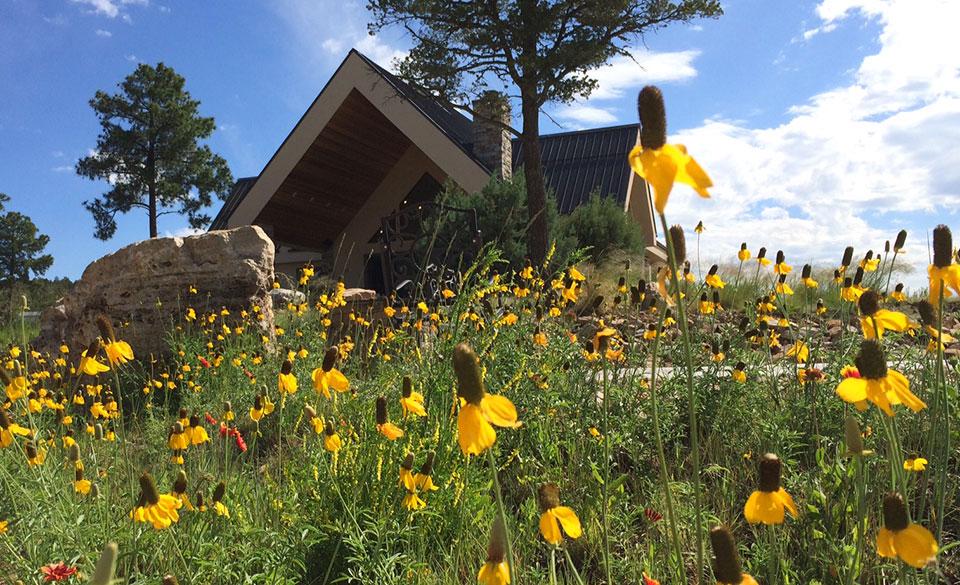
[{"left": 1, "top": 0, "right": 957, "bottom": 288}]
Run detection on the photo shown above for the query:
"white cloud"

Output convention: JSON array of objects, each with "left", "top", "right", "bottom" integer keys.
[
  {"left": 51, "top": 165, "right": 74, "bottom": 173},
  {"left": 665, "top": 0, "right": 960, "bottom": 290},
  {"left": 271, "top": 0, "right": 406, "bottom": 71},
  {"left": 70, "top": 0, "right": 148, "bottom": 19},
  {"left": 95, "top": 28, "right": 112, "bottom": 37},
  {"left": 584, "top": 48, "right": 700, "bottom": 101},
  {"left": 70, "top": 0, "right": 120, "bottom": 18},
  {"left": 125, "top": 54, "right": 139, "bottom": 62},
  {"left": 164, "top": 227, "right": 205, "bottom": 238},
  {"left": 554, "top": 104, "right": 618, "bottom": 128}
]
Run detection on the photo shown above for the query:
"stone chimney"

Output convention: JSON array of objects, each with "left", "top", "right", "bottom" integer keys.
[{"left": 471, "top": 91, "right": 512, "bottom": 180}]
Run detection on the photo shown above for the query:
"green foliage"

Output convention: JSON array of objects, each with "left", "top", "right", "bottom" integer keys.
[
  {"left": 557, "top": 193, "right": 645, "bottom": 262},
  {"left": 436, "top": 173, "right": 574, "bottom": 268},
  {"left": 76, "top": 62, "right": 233, "bottom": 240},
  {"left": 0, "top": 193, "right": 53, "bottom": 284},
  {"left": 368, "top": 0, "right": 722, "bottom": 264}
]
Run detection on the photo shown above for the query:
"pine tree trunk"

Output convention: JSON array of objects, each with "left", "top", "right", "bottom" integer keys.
[
  {"left": 521, "top": 96, "right": 548, "bottom": 265},
  {"left": 148, "top": 189, "right": 158, "bottom": 238}
]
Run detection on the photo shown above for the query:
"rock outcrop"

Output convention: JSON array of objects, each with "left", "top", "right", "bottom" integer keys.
[{"left": 36, "top": 226, "right": 275, "bottom": 359}]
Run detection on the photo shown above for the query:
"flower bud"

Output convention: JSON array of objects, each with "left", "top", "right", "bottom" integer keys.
[
  {"left": 933, "top": 225, "right": 953, "bottom": 268},
  {"left": 96, "top": 315, "right": 117, "bottom": 342},
  {"left": 841, "top": 246, "right": 854, "bottom": 268},
  {"left": 894, "top": 230, "right": 907, "bottom": 252},
  {"left": 637, "top": 86, "right": 667, "bottom": 150},
  {"left": 710, "top": 525, "right": 744, "bottom": 584},
  {"left": 453, "top": 343, "right": 485, "bottom": 405},
  {"left": 758, "top": 453, "right": 782, "bottom": 492},
  {"left": 322, "top": 346, "right": 339, "bottom": 372},
  {"left": 375, "top": 396, "right": 388, "bottom": 425},
  {"left": 858, "top": 290, "right": 880, "bottom": 317},
  {"left": 844, "top": 416, "right": 865, "bottom": 456},
  {"left": 855, "top": 340, "right": 887, "bottom": 380},
  {"left": 882, "top": 493, "right": 909, "bottom": 532},
  {"left": 669, "top": 225, "right": 686, "bottom": 264}
]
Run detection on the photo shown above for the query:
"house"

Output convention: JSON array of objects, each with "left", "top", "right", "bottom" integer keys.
[{"left": 210, "top": 49, "right": 664, "bottom": 292}]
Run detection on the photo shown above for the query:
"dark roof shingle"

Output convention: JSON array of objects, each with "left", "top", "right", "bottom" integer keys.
[{"left": 512, "top": 123, "right": 639, "bottom": 214}]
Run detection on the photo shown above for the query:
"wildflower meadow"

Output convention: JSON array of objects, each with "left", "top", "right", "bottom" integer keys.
[{"left": 0, "top": 86, "right": 957, "bottom": 585}]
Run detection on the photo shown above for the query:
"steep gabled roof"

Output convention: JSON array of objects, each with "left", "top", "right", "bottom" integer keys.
[
  {"left": 354, "top": 52, "right": 481, "bottom": 169},
  {"left": 512, "top": 123, "right": 639, "bottom": 214},
  {"left": 211, "top": 176, "right": 257, "bottom": 230}
]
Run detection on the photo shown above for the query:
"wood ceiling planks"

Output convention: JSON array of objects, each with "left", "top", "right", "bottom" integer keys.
[{"left": 254, "top": 89, "right": 412, "bottom": 249}]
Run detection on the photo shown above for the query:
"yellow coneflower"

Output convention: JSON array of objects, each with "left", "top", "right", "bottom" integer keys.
[
  {"left": 454, "top": 343, "right": 519, "bottom": 456},
  {"left": 785, "top": 341, "right": 809, "bottom": 363},
  {"left": 816, "top": 298, "right": 827, "bottom": 316},
  {"left": 0, "top": 519, "right": 8, "bottom": 534},
  {"left": 222, "top": 401, "right": 235, "bottom": 422},
  {"left": 877, "top": 493, "right": 938, "bottom": 568},
  {"left": 532, "top": 328, "right": 548, "bottom": 347},
  {"left": 628, "top": 86, "right": 712, "bottom": 213},
  {"left": 399, "top": 453, "right": 425, "bottom": 510},
  {"left": 277, "top": 360, "right": 298, "bottom": 396},
  {"left": 928, "top": 225, "right": 960, "bottom": 305},
  {"left": 738, "top": 243, "right": 751, "bottom": 262},
  {"left": 0, "top": 408, "right": 30, "bottom": 448},
  {"left": 857, "top": 290, "right": 914, "bottom": 339},
  {"left": 775, "top": 273, "right": 794, "bottom": 296},
  {"left": 74, "top": 468, "right": 92, "bottom": 495},
  {"left": 211, "top": 482, "right": 229, "bottom": 517},
  {"left": 774, "top": 251, "right": 792, "bottom": 275},
  {"left": 835, "top": 340, "right": 925, "bottom": 416},
  {"left": 131, "top": 472, "right": 181, "bottom": 530},
  {"left": 376, "top": 396, "right": 404, "bottom": 440},
  {"left": 477, "top": 518, "right": 511, "bottom": 585},
  {"left": 249, "top": 394, "right": 274, "bottom": 422},
  {"left": 706, "top": 264, "right": 725, "bottom": 289},
  {"left": 399, "top": 376, "right": 426, "bottom": 418},
  {"left": 171, "top": 470, "right": 194, "bottom": 511},
  {"left": 699, "top": 292, "right": 715, "bottom": 315},
  {"left": 168, "top": 422, "right": 189, "bottom": 452},
  {"left": 860, "top": 250, "right": 880, "bottom": 272},
  {"left": 537, "top": 483, "right": 582, "bottom": 545},
  {"left": 756, "top": 247, "right": 771, "bottom": 267},
  {"left": 96, "top": 316, "right": 134, "bottom": 366},
  {"left": 801, "top": 264, "right": 818, "bottom": 289},
  {"left": 79, "top": 340, "right": 110, "bottom": 376},
  {"left": 322, "top": 419, "right": 342, "bottom": 453},
  {"left": 311, "top": 347, "right": 349, "bottom": 399},
  {"left": 744, "top": 453, "right": 797, "bottom": 525},
  {"left": 187, "top": 415, "right": 209, "bottom": 446},
  {"left": 797, "top": 367, "right": 825, "bottom": 384},
  {"left": 903, "top": 457, "right": 928, "bottom": 472},
  {"left": 710, "top": 526, "right": 759, "bottom": 585},
  {"left": 889, "top": 283, "right": 907, "bottom": 303},
  {"left": 25, "top": 440, "right": 46, "bottom": 466},
  {"left": 414, "top": 451, "right": 438, "bottom": 493},
  {"left": 732, "top": 362, "right": 747, "bottom": 383},
  {"left": 643, "top": 325, "right": 658, "bottom": 341}
]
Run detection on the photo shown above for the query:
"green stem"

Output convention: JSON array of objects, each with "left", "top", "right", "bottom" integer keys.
[
  {"left": 659, "top": 212, "right": 705, "bottom": 582},
  {"left": 600, "top": 358, "right": 612, "bottom": 584},
  {"left": 486, "top": 448, "right": 517, "bottom": 584},
  {"left": 646, "top": 304, "right": 685, "bottom": 580}
]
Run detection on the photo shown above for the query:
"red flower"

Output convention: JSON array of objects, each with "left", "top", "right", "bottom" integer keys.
[
  {"left": 234, "top": 431, "right": 247, "bottom": 453},
  {"left": 205, "top": 412, "right": 217, "bottom": 425},
  {"left": 219, "top": 423, "right": 229, "bottom": 437},
  {"left": 41, "top": 562, "right": 78, "bottom": 582},
  {"left": 198, "top": 356, "right": 211, "bottom": 368},
  {"left": 644, "top": 508, "right": 663, "bottom": 523}
]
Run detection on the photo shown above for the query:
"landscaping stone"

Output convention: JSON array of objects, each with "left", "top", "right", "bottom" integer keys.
[{"left": 36, "top": 226, "right": 275, "bottom": 360}]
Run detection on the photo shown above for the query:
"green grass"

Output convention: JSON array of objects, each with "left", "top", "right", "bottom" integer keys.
[{"left": 0, "top": 247, "right": 955, "bottom": 584}]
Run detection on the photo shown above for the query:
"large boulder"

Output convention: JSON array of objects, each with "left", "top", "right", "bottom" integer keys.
[{"left": 36, "top": 226, "right": 275, "bottom": 359}]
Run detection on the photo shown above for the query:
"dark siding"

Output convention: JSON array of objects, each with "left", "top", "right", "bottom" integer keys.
[{"left": 513, "top": 124, "right": 639, "bottom": 214}]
